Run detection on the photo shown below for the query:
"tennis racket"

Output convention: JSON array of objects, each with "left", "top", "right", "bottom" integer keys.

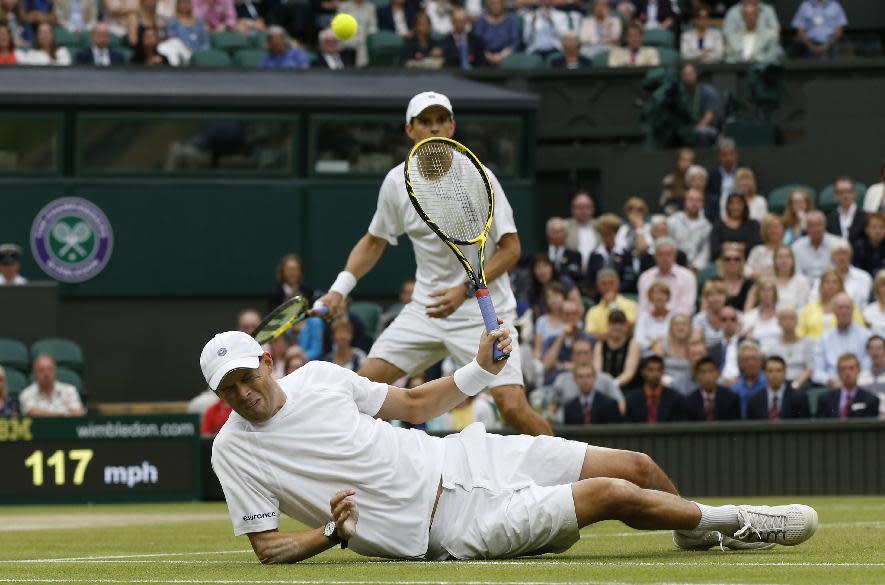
[
  {"left": 253, "top": 296, "right": 328, "bottom": 346},
  {"left": 404, "top": 136, "right": 506, "bottom": 361}
]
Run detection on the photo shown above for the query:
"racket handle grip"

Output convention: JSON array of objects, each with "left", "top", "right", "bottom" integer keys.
[
  {"left": 311, "top": 303, "right": 329, "bottom": 318},
  {"left": 475, "top": 288, "right": 508, "bottom": 362}
]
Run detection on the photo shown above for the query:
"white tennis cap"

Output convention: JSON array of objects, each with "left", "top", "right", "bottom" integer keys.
[
  {"left": 200, "top": 331, "right": 264, "bottom": 391},
  {"left": 406, "top": 91, "right": 453, "bottom": 123}
]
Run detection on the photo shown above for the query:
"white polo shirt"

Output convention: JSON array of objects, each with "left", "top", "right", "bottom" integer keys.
[
  {"left": 368, "top": 162, "right": 518, "bottom": 318},
  {"left": 211, "top": 361, "right": 445, "bottom": 559}
]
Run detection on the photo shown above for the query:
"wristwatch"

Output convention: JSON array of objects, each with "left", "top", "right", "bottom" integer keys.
[{"left": 323, "top": 520, "right": 348, "bottom": 549}]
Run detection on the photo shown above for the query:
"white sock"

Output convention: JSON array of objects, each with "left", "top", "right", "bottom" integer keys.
[{"left": 693, "top": 502, "right": 740, "bottom": 533}]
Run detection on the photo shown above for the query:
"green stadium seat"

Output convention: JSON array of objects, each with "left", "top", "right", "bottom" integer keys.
[
  {"left": 656, "top": 47, "right": 680, "bottom": 66},
  {"left": 366, "top": 31, "right": 403, "bottom": 67},
  {"left": 4, "top": 368, "right": 28, "bottom": 395},
  {"left": 818, "top": 182, "right": 868, "bottom": 215},
  {"left": 767, "top": 184, "right": 817, "bottom": 214},
  {"left": 643, "top": 29, "right": 674, "bottom": 48},
  {"left": 806, "top": 386, "right": 829, "bottom": 417},
  {"left": 581, "top": 297, "right": 595, "bottom": 313},
  {"left": 621, "top": 293, "right": 639, "bottom": 304},
  {"left": 499, "top": 52, "right": 544, "bottom": 69},
  {"left": 233, "top": 48, "right": 266, "bottom": 67},
  {"left": 0, "top": 338, "right": 29, "bottom": 372},
  {"left": 250, "top": 31, "right": 268, "bottom": 48},
  {"left": 28, "top": 366, "right": 83, "bottom": 394},
  {"left": 190, "top": 49, "right": 233, "bottom": 67},
  {"left": 544, "top": 51, "right": 563, "bottom": 67},
  {"left": 211, "top": 31, "right": 250, "bottom": 52},
  {"left": 725, "top": 121, "right": 779, "bottom": 147},
  {"left": 350, "top": 302, "right": 383, "bottom": 340},
  {"left": 368, "top": 0, "right": 389, "bottom": 6},
  {"left": 118, "top": 46, "right": 133, "bottom": 64},
  {"left": 30, "top": 338, "right": 84, "bottom": 373},
  {"left": 53, "top": 26, "right": 80, "bottom": 48},
  {"left": 591, "top": 50, "right": 610, "bottom": 67}
]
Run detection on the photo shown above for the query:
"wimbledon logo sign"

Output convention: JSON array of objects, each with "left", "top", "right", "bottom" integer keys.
[{"left": 30, "top": 197, "right": 114, "bottom": 283}]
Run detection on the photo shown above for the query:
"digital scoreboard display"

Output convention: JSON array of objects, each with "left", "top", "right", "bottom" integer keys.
[{"left": 0, "top": 415, "right": 201, "bottom": 503}]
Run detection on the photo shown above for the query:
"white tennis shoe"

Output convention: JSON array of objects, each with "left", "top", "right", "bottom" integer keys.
[
  {"left": 731, "top": 504, "right": 819, "bottom": 546},
  {"left": 672, "top": 529, "right": 776, "bottom": 551}
]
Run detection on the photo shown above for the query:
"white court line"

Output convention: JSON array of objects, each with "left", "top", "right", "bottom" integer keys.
[
  {"left": 0, "top": 551, "right": 251, "bottom": 563},
  {"left": 0, "top": 580, "right": 786, "bottom": 585}
]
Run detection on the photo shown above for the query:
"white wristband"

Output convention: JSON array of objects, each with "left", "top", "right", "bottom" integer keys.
[
  {"left": 329, "top": 271, "right": 357, "bottom": 298},
  {"left": 453, "top": 359, "right": 497, "bottom": 397}
]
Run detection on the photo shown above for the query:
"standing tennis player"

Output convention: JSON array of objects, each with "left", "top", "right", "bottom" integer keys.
[
  {"left": 316, "top": 91, "right": 550, "bottom": 435},
  {"left": 202, "top": 328, "right": 818, "bottom": 563}
]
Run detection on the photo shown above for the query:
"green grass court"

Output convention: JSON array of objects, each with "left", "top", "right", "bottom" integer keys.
[{"left": 1, "top": 497, "right": 883, "bottom": 585}]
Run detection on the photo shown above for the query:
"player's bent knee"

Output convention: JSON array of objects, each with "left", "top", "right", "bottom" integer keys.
[
  {"left": 573, "top": 477, "right": 642, "bottom": 524},
  {"left": 631, "top": 452, "right": 658, "bottom": 489}
]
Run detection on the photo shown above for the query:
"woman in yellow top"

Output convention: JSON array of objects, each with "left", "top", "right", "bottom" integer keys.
[{"left": 797, "top": 269, "right": 865, "bottom": 339}]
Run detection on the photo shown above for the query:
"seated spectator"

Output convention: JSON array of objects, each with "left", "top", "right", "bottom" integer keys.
[
  {"left": 816, "top": 353, "right": 880, "bottom": 419},
  {"left": 811, "top": 240, "right": 871, "bottom": 309},
  {"left": 401, "top": 11, "right": 442, "bottom": 68},
  {"left": 853, "top": 213, "right": 885, "bottom": 276},
  {"left": 521, "top": 0, "right": 570, "bottom": 58},
  {"left": 551, "top": 32, "right": 589, "bottom": 69},
  {"left": 594, "top": 309, "right": 641, "bottom": 389},
  {"left": 201, "top": 397, "right": 232, "bottom": 435},
  {"left": 634, "top": 0, "right": 674, "bottom": 30},
  {"left": 634, "top": 281, "right": 672, "bottom": 351},
  {"left": 0, "top": 243, "right": 26, "bottom": 284},
  {"left": 724, "top": 0, "right": 781, "bottom": 63},
  {"left": 679, "top": 63, "right": 720, "bottom": 147},
  {"left": 322, "top": 318, "right": 366, "bottom": 371},
  {"left": 233, "top": 0, "right": 265, "bottom": 34},
  {"left": 614, "top": 196, "right": 651, "bottom": 256},
  {"left": 667, "top": 188, "right": 711, "bottom": 272},
  {"left": 791, "top": 0, "right": 846, "bottom": 59},
  {"left": 798, "top": 269, "right": 864, "bottom": 340},
  {"left": 19, "top": 21, "right": 71, "bottom": 64},
  {"left": 294, "top": 315, "right": 325, "bottom": 361},
  {"left": 19, "top": 0, "right": 57, "bottom": 45},
  {"left": 578, "top": 0, "right": 621, "bottom": 59},
  {"left": 520, "top": 253, "right": 581, "bottom": 317},
  {"left": 127, "top": 0, "right": 165, "bottom": 47},
  {"left": 714, "top": 243, "right": 753, "bottom": 310},
  {"left": 546, "top": 216, "right": 583, "bottom": 287},
  {"left": 193, "top": 0, "right": 236, "bottom": 32},
  {"left": 734, "top": 167, "right": 767, "bottom": 222},
  {"left": 269, "top": 253, "right": 315, "bottom": 310},
  {"left": 742, "top": 277, "right": 780, "bottom": 348},
  {"left": 705, "top": 137, "right": 741, "bottom": 222},
  {"left": 380, "top": 278, "right": 414, "bottom": 330},
  {"left": 761, "top": 306, "right": 813, "bottom": 390},
  {"left": 0, "top": 22, "right": 19, "bottom": 65},
  {"left": 54, "top": 0, "right": 98, "bottom": 33},
  {"left": 659, "top": 148, "right": 695, "bottom": 214},
  {"left": 813, "top": 293, "right": 871, "bottom": 388},
  {"left": 533, "top": 281, "right": 568, "bottom": 359},
  {"left": 131, "top": 25, "right": 169, "bottom": 64},
  {"left": 624, "top": 356, "right": 687, "bottom": 423},
  {"left": 686, "top": 357, "right": 741, "bottom": 421},
  {"left": 540, "top": 299, "right": 589, "bottom": 385},
  {"left": 564, "top": 190, "right": 598, "bottom": 275},
  {"left": 710, "top": 193, "right": 761, "bottom": 262},
  {"left": 724, "top": 0, "right": 780, "bottom": 39},
  {"left": 544, "top": 337, "right": 624, "bottom": 419},
  {"left": 637, "top": 237, "right": 697, "bottom": 316},
  {"left": 586, "top": 213, "right": 622, "bottom": 291},
  {"left": 864, "top": 270, "right": 885, "bottom": 334},
  {"left": 376, "top": 0, "right": 415, "bottom": 37},
  {"left": 713, "top": 305, "right": 742, "bottom": 383},
  {"left": 312, "top": 27, "right": 354, "bottom": 69},
  {"left": 747, "top": 355, "right": 810, "bottom": 420},
  {"left": 236, "top": 308, "right": 261, "bottom": 335},
  {"left": 680, "top": 5, "right": 723, "bottom": 63},
  {"left": 826, "top": 176, "right": 866, "bottom": 245},
  {"left": 792, "top": 210, "right": 839, "bottom": 280},
  {"left": 608, "top": 21, "right": 660, "bottom": 67},
  {"left": 75, "top": 21, "right": 126, "bottom": 64},
  {"left": 863, "top": 160, "right": 885, "bottom": 213},
  {"left": 562, "top": 361, "right": 623, "bottom": 425},
  {"left": 0, "top": 365, "right": 20, "bottom": 417},
  {"left": 425, "top": 392, "right": 500, "bottom": 431},
  {"left": 473, "top": 0, "right": 517, "bottom": 67},
  {"left": 167, "top": 0, "right": 210, "bottom": 51},
  {"left": 337, "top": 0, "right": 377, "bottom": 67},
  {"left": 745, "top": 215, "right": 786, "bottom": 280},
  {"left": 19, "top": 355, "right": 85, "bottom": 417},
  {"left": 441, "top": 7, "right": 484, "bottom": 69},
  {"left": 858, "top": 335, "right": 885, "bottom": 417},
  {"left": 729, "top": 339, "right": 766, "bottom": 416},
  {"left": 1, "top": 0, "right": 26, "bottom": 47},
  {"left": 692, "top": 279, "right": 727, "bottom": 348},
  {"left": 652, "top": 314, "right": 694, "bottom": 396},
  {"left": 284, "top": 345, "right": 308, "bottom": 374},
  {"left": 260, "top": 25, "right": 310, "bottom": 68},
  {"left": 266, "top": 334, "right": 291, "bottom": 378},
  {"left": 103, "top": 0, "right": 139, "bottom": 38},
  {"left": 782, "top": 188, "right": 815, "bottom": 245},
  {"left": 312, "top": 0, "right": 339, "bottom": 32},
  {"left": 424, "top": 0, "right": 455, "bottom": 36},
  {"left": 584, "top": 269, "right": 638, "bottom": 340}
]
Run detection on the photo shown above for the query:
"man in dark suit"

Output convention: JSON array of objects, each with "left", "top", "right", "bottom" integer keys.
[
  {"left": 75, "top": 22, "right": 125, "bottom": 66},
  {"left": 686, "top": 358, "right": 741, "bottom": 421},
  {"left": 311, "top": 28, "right": 355, "bottom": 69},
  {"left": 550, "top": 33, "right": 590, "bottom": 69},
  {"left": 826, "top": 176, "right": 867, "bottom": 245},
  {"left": 747, "top": 356, "right": 810, "bottom": 420},
  {"left": 634, "top": 0, "right": 676, "bottom": 30},
  {"left": 705, "top": 137, "right": 740, "bottom": 222},
  {"left": 816, "top": 353, "right": 881, "bottom": 418},
  {"left": 562, "top": 362, "right": 622, "bottom": 425},
  {"left": 546, "top": 216, "right": 583, "bottom": 286},
  {"left": 441, "top": 8, "right": 485, "bottom": 69},
  {"left": 376, "top": 0, "right": 417, "bottom": 35},
  {"left": 625, "top": 356, "right": 687, "bottom": 423}
]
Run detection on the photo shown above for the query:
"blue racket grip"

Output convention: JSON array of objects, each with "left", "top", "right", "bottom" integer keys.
[
  {"left": 475, "top": 288, "right": 508, "bottom": 362},
  {"left": 311, "top": 304, "right": 329, "bottom": 318}
]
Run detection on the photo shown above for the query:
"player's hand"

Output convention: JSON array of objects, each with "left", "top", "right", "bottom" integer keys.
[
  {"left": 426, "top": 285, "right": 467, "bottom": 318},
  {"left": 315, "top": 292, "right": 346, "bottom": 319},
  {"left": 477, "top": 320, "right": 512, "bottom": 375},
  {"left": 330, "top": 489, "right": 359, "bottom": 540}
]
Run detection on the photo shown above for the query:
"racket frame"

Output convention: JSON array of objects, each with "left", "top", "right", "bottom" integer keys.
[{"left": 253, "top": 295, "right": 313, "bottom": 345}]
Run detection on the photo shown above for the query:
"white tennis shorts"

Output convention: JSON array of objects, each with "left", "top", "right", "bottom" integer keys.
[
  {"left": 426, "top": 423, "right": 586, "bottom": 560},
  {"left": 369, "top": 302, "right": 524, "bottom": 388}
]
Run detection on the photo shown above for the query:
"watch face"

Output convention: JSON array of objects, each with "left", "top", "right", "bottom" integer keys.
[{"left": 324, "top": 521, "right": 337, "bottom": 538}]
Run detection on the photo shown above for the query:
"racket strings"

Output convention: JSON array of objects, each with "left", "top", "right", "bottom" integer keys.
[{"left": 410, "top": 142, "right": 490, "bottom": 243}]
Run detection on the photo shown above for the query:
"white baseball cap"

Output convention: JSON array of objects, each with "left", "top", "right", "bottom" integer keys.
[
  {"left": 405, "top": 91, "right": 453, "bottom": 123},
  {"left": 200, "top": 331, "right": 264, "bottom": 391}
]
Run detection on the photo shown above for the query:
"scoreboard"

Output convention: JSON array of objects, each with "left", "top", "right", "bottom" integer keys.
[{"left": 0, "top": 415, "right": 201, "bottom": 503}]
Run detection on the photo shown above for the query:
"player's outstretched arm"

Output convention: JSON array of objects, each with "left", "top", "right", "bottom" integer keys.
[
  {"left": 316, "top": 233, "right": 388, "bottom": 317},
  {"left": 247, "top": 490, "right": 358, "bottom": 564},
  {"left": 375, "top": 325, "right": 512, "bottom": 424}
]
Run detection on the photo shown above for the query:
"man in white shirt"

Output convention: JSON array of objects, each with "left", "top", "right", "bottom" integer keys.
[
  {"left": 637, "top": 237, "right": 697, "bottom": 316},
  {"left": 522, "top": 0, "right": 572, "bottom": 57},
  {"left": 204, "top": 329, "right": 817, "bottom": 562},
  {"left": 667, "top": 188, "right": 712, "bottom": 271},
  {"left": 810, "top": 240, "right": 872, "bottom": 308},
  {"left": 812, "top": 293, "right": 871, "bottom": 388},
  {"left": 792, "top": 211, "right": 840, "bottom": 280},
  {"left": 0, "top": 243, "right": 27, "bottom": 285},
  {"left": 19, "top": 355, "right": 85, "bottom": 417},
  {"left": 316, "top": 92, "right": 550, "bottom": 436},
  {"left": 564, "top": 191, "right": 598, "bottom": 272}
]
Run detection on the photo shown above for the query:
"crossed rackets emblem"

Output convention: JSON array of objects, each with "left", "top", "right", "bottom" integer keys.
[{"left": 51, "top": 221, "right": 93, "bottom": 260}]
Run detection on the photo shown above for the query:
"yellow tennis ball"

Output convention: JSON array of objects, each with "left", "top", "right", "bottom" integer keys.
[{"left": 331, "top": 13, "right": 358, "bottom": 41}]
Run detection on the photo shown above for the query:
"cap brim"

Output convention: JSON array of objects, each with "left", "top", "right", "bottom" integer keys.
[{"left": 209, "top": 356, "right": 260, "bottom": 391}]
